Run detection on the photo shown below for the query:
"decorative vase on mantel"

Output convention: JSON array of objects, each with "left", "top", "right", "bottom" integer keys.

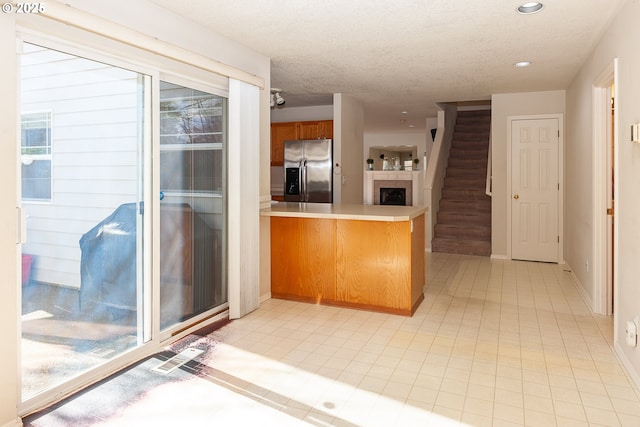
[{"left": 366, "top": 158, "right": 374, "bottom": 170}]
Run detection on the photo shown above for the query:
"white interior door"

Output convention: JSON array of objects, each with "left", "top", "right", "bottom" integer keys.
[{"left": 511, "top": 118, "right": 559, "bottom": 262}]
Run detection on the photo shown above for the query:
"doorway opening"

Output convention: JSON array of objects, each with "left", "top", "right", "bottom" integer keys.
[{"left": 592, "top": 59, "right": 618, "bottom": 316}]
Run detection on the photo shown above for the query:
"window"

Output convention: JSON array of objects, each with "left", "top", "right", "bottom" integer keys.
[
  {"left": 158, "top": 80, "right": 228, "bottom": 330},
  {"left": 17, "top": 24, "right": 235, "bottom": 413},
  {"left": 21, "top": 112, "right": 52, "bottom": 201},
  {"left": 20, "top": 43, "right": 149, "bottom": 402},
  {"left": 159, "top": 82, "right": 226, "bottom": 194}
]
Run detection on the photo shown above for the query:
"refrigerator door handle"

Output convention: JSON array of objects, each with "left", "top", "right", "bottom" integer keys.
[{"left": 301, "top": 158, "right": 308, "bottom": 201}]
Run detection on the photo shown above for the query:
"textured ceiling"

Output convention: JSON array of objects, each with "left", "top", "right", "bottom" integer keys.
[{"left": 148, "top": 0, "right": 626, "bottom": 132}]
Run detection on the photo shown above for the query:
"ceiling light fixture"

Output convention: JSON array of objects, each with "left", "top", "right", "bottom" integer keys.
[
  {"left": 270, "top": 88, "right": 285, "bottom": 108},
  {"left": 514, "top": 61, "right": 532, "bottom": 68},
  {"left": 517, "top": 2, "right": 544, "bottom": 14}
]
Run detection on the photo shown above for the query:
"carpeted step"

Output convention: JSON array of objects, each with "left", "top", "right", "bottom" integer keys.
[
  {"left": 452, "top": 138, "right": 490, "bottom": 149},
  {"left": 445, "top": 166, "right": 487, "bottom": 178},
  {"left": 447, "top": 156, "right": 487, "bottom": 168},
  {"left": 449, "top": 147, "right": 488, "bottom": 159},
  {"left": 457, "top": 109, "right": 491, "bottom": 117},
  {"left": 454, "top": 125, "right": 491, "bottom": 135},
  {"left": 442, "top": 188, "right": 489, "bottom": 201},
  {"left": 453, "top": 131, "right": 490, "bottom": 141},
  {"left": 432, "top": 237, "right": 491, "bottom": 256},
  {"left": 434, "top": 223, "right": 491, "bottom": 240},
  {"left": 433, "top": 108, "right": 492, "bottom": 257},
  {"left": 444, "top": 176, "right": 487, "bottom": 188},
  {"left": 439, "top": 199, "right": 491, "bottom": 213},
  {"left": 437, "top": 211, "right": 491, "bottom": 226}
]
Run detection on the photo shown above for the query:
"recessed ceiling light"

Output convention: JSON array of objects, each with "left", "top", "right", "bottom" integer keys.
[
  {"left": 514, "top": 61, "right": 532, "bottom": 68},
  {"left": 408, "top": 124, "right": 415, "bottom": 128},
  {"left": 401, "top": 111, "right": 408, "bottom": 114},
  {"left": 517, "top": 2, "right": 544, "bottom": 14}
]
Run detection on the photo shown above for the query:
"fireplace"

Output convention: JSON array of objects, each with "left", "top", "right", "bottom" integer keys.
[
  {"left": 373, "top": 179, "right": 413, "bottom": 205},
  {"left": 364, "top": 171, "right": 423, "bottom": 206},
  {"left": 380, "top": 188, "right": 406, "bottom": 205}
]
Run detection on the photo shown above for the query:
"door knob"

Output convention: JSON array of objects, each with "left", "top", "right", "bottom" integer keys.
[{"left": 513, "top": 194, "right": 519, "bottom": 200}]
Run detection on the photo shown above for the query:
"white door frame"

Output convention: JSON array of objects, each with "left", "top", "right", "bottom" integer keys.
[
  {"left": 592, "top": 59, "right": 619, "bottom": 316},
  {"left": 507, "top": 114, "right": 564, "bottom": 263}
]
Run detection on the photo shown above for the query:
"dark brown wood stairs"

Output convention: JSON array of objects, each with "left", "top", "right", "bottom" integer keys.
[{"left": 432, "top": 110, "right": 491, "bottom": 256}]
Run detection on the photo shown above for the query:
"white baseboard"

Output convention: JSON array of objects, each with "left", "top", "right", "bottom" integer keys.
[
  {"left": 260, "top": 292, "right": 272, "bottom": 303},
  {"left": 259, "top": 195, "right": 273, "bottom": 209},
  {"left": 490, "top": 254, "right": 509, "bottom": 260},
  {"left": 614, "top": 342, "right": 640, "bottom": 393},
  {"left": 564, "top": 262, "right": 594, "bottom": 312},
  {"left": 1, "top": 418, "right": 23, "bottom": 427}
]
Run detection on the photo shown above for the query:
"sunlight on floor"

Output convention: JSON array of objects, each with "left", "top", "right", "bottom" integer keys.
[
  {"left": 24, "top": 254, "right": 640, "bottom": 426},
  {"left": 97, "top": 342, "right": 471, "bottom": 427}
]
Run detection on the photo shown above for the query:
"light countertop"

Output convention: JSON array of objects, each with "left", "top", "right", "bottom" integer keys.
[{"left": 260, "top": 203, "right": 427, "bottom": 222}]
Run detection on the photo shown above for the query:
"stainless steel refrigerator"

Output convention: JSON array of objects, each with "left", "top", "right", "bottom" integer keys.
[{"left": 284, "top": 139, "right": 333, "bottom": 203}]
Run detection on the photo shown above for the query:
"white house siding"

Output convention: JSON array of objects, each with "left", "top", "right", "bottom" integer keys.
[{"left": 21, "top": 43, "right": 142, "bottom": 289}]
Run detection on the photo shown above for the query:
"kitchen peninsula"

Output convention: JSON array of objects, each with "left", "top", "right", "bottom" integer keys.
[{"left": 261, "top": 203, "right": 427, "bottom": 316}]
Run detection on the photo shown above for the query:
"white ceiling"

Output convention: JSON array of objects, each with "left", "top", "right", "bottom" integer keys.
[{"left": 149, "top": 0, "right": 626, "bottom": 132}]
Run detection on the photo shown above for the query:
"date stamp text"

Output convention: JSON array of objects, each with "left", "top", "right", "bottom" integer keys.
[{"left": 2, "top": 3, "right": 46, "bottom": 14}]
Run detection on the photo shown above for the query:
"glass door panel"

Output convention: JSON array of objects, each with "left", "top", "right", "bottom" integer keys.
[
  {"left": 20, "top": 43, "right": 148, "bottom": 400},
  {"left": 159, "top": 81, "right": 227, "bottom": 331}
]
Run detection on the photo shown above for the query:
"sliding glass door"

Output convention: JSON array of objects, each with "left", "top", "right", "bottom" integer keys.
[
  {"left": 20, "top": 43, "right": 150, "bottom": 400},
  {"left": 19, "top": 41, "right": 229, "bottom": 407},
  {"left": 159, "top": 81, "right": 228, "bottom": 331}
]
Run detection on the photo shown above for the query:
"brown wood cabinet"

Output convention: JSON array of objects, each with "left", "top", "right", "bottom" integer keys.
[
  {"left": 270, "top": 120, "right": 333, "bottom": 166},
  {"left": 270, "top": 217, "right": 336, "bottom": 301},
  {"left": 270, "top": 213, "right": 425, "bottom": 316}
]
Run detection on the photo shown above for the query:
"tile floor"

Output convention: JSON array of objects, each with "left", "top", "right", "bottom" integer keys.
[{"left": 27, "top": 253, "right": 640, "bottom": 426}]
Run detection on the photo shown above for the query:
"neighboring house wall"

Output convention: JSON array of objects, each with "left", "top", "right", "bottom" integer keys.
[
  {"left": 566, "top": 0, "right": 640, "bottom": 388},
  {"left": 21, "top": 46, "right": 141, "bottom": 289},
  {"left": 490, "top": 90, "right": 566, "bottom": 258}
]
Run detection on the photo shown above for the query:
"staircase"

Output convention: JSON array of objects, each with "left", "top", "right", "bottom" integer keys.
[{"left": 432, "top": 110, "right": 491, "bottom": 256}]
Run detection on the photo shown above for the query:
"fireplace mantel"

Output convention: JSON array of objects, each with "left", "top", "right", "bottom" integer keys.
[{"left": 364, "top": 170, "right": 424, "bottom": 206}]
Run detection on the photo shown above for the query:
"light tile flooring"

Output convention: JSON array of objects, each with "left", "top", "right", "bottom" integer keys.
[{"left": 85, "top": 253, "right": 640, "bottom": 426}]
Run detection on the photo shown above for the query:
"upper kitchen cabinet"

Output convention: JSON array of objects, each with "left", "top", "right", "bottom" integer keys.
[
  {"left": 271, "top": 120, "right": 333, "bottom": 166},
  {"left": 298, "top": 120, "right": 333, "bottom": 140}
]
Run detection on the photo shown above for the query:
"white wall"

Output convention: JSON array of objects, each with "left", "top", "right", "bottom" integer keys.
[
  {"left": 0, "top": 11, "right": 20, "bottom": 427},
  {"left": 425, "top": 105, "right": 457, "bottom": 251},
  {"left": 334, "top": 94, "right": 364, "bottom": 204},
  {"left": 566, "top": 0, "right": 640, "bottom": 388},
  {"left": 490, "top": 90, "right": 566, "bottom": 258}
]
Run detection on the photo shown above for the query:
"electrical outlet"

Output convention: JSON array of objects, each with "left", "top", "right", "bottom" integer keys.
[{"left": 625, "top": 319, "right": 638, "bottom": 348}]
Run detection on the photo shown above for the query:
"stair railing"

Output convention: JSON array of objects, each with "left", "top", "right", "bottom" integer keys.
[
  {"left": 424, "top": 103, "right": 457, "bottom": 251},
  {"left": 485, "top": 127, "right": 492, "bottom": 196}
]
